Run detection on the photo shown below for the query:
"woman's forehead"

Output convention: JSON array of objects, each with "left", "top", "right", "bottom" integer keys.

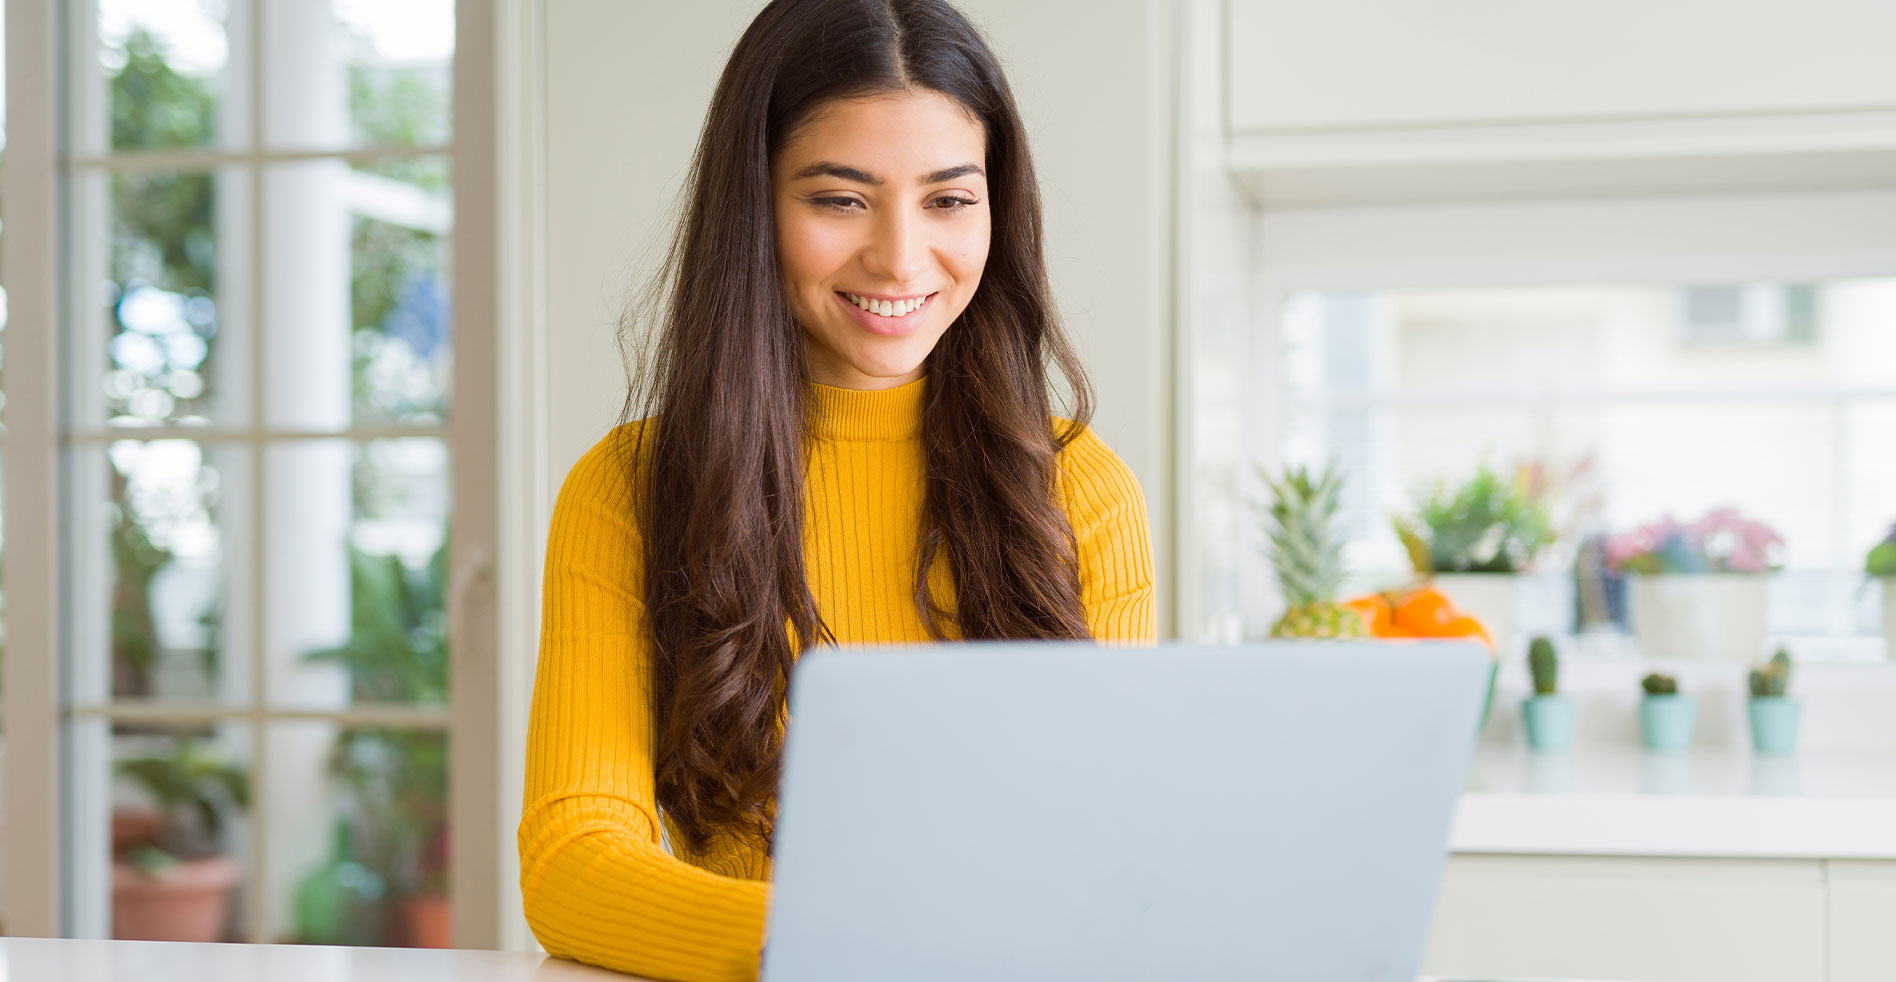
[{"left": 778, "top": 91, "right": 985, "bottom": 180}]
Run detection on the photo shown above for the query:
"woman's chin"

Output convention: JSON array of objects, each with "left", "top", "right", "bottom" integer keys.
[
  {"left": 831, "top": 362, "right": 925, "bottom": 388},
  {"left": 822, "top": 343, "right": 933, "bottom": 388},
  {"left": 803, "top": 324, "right": 941, "bottom": 388}
]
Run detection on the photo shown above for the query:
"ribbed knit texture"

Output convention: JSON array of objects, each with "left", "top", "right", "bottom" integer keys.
[{"left": 519, "top": 377, "right": 1155, "bottom": 982}]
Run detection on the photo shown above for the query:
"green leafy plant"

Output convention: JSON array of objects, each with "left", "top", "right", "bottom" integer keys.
[
  {"left": 1395, "top": 464, "right": 1555, "bottom": 574},
  {"left": 109, "top": 464, "right": 173, "bottom": 698},
  {"left": 300, "top": 537, "right": 451, "bottom": 927},
  {"left": 1867, "top": 524, "right": 1896, "bottom": 578},
  {"left": 1641, "top": 672, "right": 1679, "bottom": 696},
  {"left": 1528, "top": 636, "right": 1559, "bottom": 696},
  {"left": 116, "top": 738, "right": 251, "bottom": 874},
  {"left": 1749, "top": 648, "right": 1793, "bottom": 699},
  {"left": 303, "top": 543, "right": 448, "bottom": 704}
]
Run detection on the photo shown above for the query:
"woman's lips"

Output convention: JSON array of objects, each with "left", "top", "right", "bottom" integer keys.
[{"left": 835, "top": 291, "right": 937, "bottom": 337}]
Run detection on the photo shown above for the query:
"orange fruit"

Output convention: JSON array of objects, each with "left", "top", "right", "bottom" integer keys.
[
  {"left": 1343, "top": 594, "right": 1394, "bottom": 636},
  {"left": 1393, "top": 587, "right": 1459, "bottom": 635}
]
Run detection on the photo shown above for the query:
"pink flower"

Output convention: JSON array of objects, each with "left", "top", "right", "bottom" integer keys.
[{"left": 1610, "top": 508, "right": 1783, "bottom": 575}]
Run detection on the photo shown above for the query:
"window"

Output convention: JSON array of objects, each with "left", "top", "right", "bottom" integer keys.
[
  {"left": 1274, "top": 280, "right": 1896, "bottom": 657},
  {"left": 3, "top": 0, "right": 499, "bottom": 946},
  {"left": 1180, "top": 190, "right": 1896, "bottom": 661}
]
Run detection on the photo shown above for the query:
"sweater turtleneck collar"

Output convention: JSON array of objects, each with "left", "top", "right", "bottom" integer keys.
[{"left": 810, "top": 375, "right": 926, "bottom": 442}]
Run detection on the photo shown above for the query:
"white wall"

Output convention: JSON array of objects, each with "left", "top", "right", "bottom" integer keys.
[
  {"left": 540, "top": 0, "right": 1178, "bottom": 628},
  {"left": 1225, "top": 0, "right": 1896, "bottom": 133}
]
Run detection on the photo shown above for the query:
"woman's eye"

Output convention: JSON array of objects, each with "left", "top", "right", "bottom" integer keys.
[{"left": 812, "top": 195, "right": 978, "bottom": 213}]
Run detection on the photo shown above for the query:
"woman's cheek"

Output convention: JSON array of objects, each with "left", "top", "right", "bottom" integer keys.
[{"left": 780, "top": 217, "right": 835, "bottom": 283}]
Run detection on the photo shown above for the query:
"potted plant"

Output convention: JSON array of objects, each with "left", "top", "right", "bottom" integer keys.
[
  {"left": 1608, "top": 508, "right": 1783, "bottom": 660},
  {"left": 297, "top": 540, "right": 452, "bottom": 947},
  {"left": 1521, "top": 636, "right": 1575, "bottom": 753},
  {"left": 1868, "top": 523, "right": 1896, "bottom": 659},
  {"left": 1638, "top": 672, "right": 1696, "bottom": 753},
  {"left": 1394, "top": 463, "right": 1555, "bottom": 658},
  {"left": 112, "top": 737, "right": 250, "bottom": 941},
  {"left": 1747, "top": 648, "right": 1800, "bottom": 755}
]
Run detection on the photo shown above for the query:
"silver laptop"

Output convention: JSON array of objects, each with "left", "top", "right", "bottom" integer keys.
[{"left": 762, "top": 640, "right": 1489, "bottom": 982}]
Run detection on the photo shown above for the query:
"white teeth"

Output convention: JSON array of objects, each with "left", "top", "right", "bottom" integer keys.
[{"left": 844, "top": 292, "right": 928, "bottom": 317}]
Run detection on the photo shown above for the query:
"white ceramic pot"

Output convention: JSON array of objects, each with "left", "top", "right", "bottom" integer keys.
[
  {"left": 1882, "top": 579, "right": 1896, "bottom": 661},
  {"left": 1626, "top": 574, "right": 1769, "bottom": 661},
  {"left": 1433, "top": 573, "right": 1519, "bottom": 657}
]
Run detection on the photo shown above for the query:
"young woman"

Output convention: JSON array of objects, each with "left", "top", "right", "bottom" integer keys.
[{"left": 518, "top": 0, "right": 1154, "bottom": 978}]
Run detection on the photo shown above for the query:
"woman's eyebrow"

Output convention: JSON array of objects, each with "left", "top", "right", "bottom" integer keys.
[{"left": 792, "top": 161, "right": 985, "bottom": 185}]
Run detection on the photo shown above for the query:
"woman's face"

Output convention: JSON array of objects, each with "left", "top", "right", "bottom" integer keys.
[{"left": 772, "top": 89, "right": 991, "bottom": 390}]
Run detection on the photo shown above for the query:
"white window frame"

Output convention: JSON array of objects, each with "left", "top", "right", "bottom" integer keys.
[
  {"left": 1177, "top": 189, "right": 1896, "bottom": 641},
  {"left": 2, "top": 0, "right": 511, "bottom": 947}
]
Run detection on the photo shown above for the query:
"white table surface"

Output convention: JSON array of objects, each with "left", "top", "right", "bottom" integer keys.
[
  {"left": 0, "top": 939, "right": 633, "bottom": 982},
  {"left": 0, "top": 939, "right": 1614, "bottom": 981},
  {"left": 1451, "top": 747, "right": 1896, "bottom": 858}
]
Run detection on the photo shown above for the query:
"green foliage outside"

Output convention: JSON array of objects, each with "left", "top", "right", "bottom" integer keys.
[
  {"left": 107, "top": 29, "right": 221, "bottom": 694},
  {"left": 101, "top": 23, "right": 453, "bottom": 944},
  {"left": 298, "top": 539, "right": 451, "bottom": 944}
]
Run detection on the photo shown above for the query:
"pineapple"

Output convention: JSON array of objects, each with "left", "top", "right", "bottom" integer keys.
[{"left": 1258, "top": 464, "right": 1368, "bottom": 640}]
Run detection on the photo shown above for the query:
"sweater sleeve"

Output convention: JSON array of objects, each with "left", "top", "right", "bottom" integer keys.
[
  {"left": 519, "top": 425, "right": 771, "bottom": 982},
  {"left": 1055, "top": 424, "right": 1157, "bottom": 642}
]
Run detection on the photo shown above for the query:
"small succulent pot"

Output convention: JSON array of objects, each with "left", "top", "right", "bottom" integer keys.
[
  {"left": 1521, "top": 694, "right": 1576, "bottom": 753},
  {"left": 1748, "top": 697, "right": 1802, "bottom": 755},
  {"left": 1639, "top": 694, "right": 1697, "bottom": 753}
]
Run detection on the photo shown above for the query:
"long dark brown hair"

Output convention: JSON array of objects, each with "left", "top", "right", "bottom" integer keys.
[{"left": 622, "top": 0, "right": 1094, "bottom": 857}]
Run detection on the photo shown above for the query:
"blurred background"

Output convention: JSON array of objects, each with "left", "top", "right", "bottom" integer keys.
[{"left": 1, "top": 1, "right": 1892, "bottom": 981}]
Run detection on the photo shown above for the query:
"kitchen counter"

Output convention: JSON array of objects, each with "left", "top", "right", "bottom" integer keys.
[{"left": 1451, "top": 747, "right": 1896, "bottom": 858}]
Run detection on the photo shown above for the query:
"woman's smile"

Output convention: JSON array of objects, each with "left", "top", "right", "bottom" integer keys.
[{"left": 834, "top": 290, "right": 939, "bottom": 336}]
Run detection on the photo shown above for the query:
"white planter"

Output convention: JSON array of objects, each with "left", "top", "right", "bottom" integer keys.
[
  {"left": 1882, "top": 579, "right": 1896, "bottom": 660},
  {"left": 1626, "top": 574, "right": 1769, "bottom": 661},
  {"left": 1433, "top": 573, "right": 1520, "bottom": 657}
]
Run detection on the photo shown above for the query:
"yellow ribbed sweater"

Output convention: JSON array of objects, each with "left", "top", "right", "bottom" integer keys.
[{"left": 518, "top": 378, "right": 1155, "bottom": 982}]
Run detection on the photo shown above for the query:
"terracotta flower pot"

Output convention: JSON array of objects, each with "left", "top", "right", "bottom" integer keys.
[
  {"left": 112, "top": 855, "right": 241, "bottom": 942},
  {"left": 403, "top": 893, "right": 453, "bottom": 948},
  {"left": 111, "top": 811, "right": 163, "bottom": 854}
]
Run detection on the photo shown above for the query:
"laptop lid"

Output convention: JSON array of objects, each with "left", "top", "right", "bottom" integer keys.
[{"left": 763, "top": 640, "right": 1489, "bottom": 982}]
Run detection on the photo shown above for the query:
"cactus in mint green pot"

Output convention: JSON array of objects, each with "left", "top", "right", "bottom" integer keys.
[
  {"left": 1639, "top": 672, "right": 1695, "bottom": 753},
  {"left": 1746, "top": 647, "right": 1801, "bottom": 755},
  {"left": 1520, "top": 636, "right": 1576, "bottom": 753}
]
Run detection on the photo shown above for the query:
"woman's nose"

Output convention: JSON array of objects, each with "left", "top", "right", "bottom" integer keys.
[{"left": 859, "top": 209, "right": 928, "bottom": 284}]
